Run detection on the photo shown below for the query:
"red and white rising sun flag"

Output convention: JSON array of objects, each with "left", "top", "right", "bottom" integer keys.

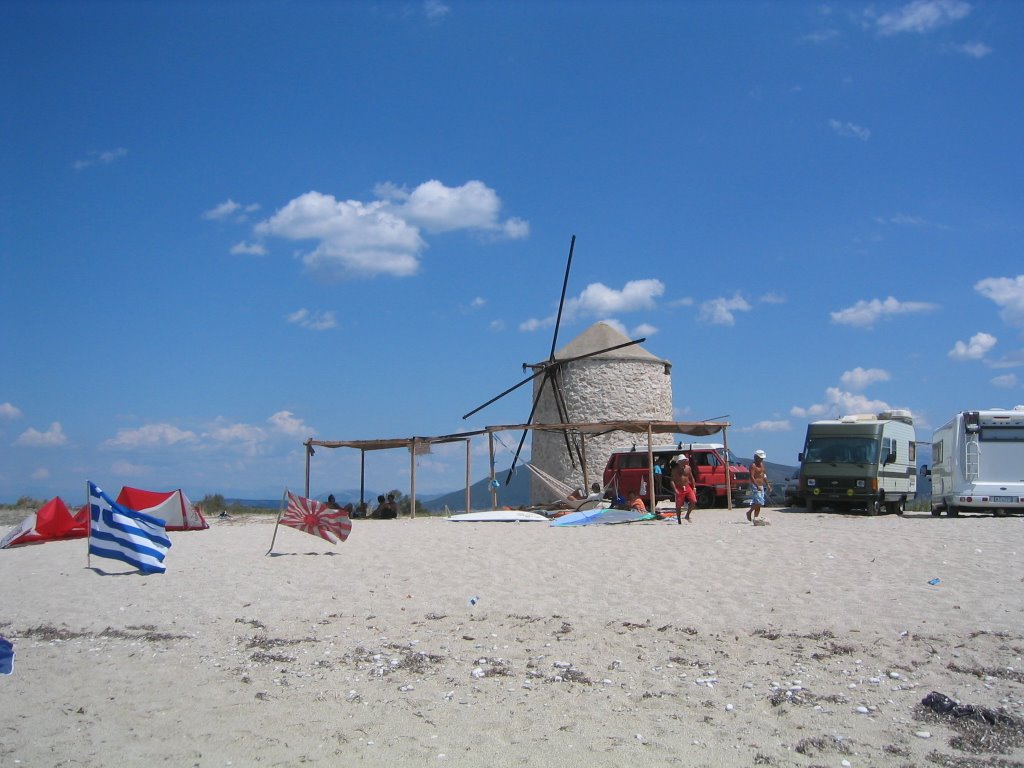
[{"left": 279, "top": 490, "right": 352, "bottom": 544}]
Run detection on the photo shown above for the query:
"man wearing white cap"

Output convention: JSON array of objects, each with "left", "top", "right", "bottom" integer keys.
[
  {"left": 746, "top": 449, "right": 771, "bottom": 523},
  {"left": 670, "top": 454, "right": 696, "bottom": 524}
]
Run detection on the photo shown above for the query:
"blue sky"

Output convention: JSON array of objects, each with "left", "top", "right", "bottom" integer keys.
[{"left": 3, "top": 0, "right": 1023, "bottom": 503}]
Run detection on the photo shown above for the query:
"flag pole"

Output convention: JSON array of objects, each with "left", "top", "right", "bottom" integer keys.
[
  {"left": 85, "top": 480, "right": 91, "bottom": 569},
  {"left": 266, "top": 489, "right": 288, "bottom": 555}
]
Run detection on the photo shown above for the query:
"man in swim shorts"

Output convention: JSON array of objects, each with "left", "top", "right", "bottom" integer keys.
[
  {"left": 671, "top": 455, "right": 697, "bottom": 525},
  {"left": 747, "top": 450, "right": 771, "bottom": 523}
]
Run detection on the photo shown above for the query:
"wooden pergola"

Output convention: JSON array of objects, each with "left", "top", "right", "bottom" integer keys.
[{"left": 303, "top": 419, "right": 732, "bottom": 516}]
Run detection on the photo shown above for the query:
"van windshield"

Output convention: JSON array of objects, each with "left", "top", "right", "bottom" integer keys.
[{"left": 803, "top": 437, "right": 878, "bottom": 464}]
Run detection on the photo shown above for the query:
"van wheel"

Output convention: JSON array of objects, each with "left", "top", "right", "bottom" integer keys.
[
  {"left": 867, "top": 499, "right": 882, "bottom": 516},
  {"left": 697, "top": 488, "right": 714, "bottom": 508},
  {"left": 806, "top": 499, "right": 816, "bottom": 513},
  {"left": 896, "top": 498, "right": 905, "bottom": 516},
  {"left": 947, "top": 507, "right": 959, "bottom": 518},
  {"left": 931, "top": 505, "right": 942, "bottom": 517}
]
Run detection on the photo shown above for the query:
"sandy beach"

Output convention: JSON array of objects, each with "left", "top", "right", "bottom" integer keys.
[{"left": 2, "top": 507, "right": 1022, "bottom": 767}]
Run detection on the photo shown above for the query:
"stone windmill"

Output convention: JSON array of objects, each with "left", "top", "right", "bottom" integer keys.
[
  {"left": 462, "top": 236, "right": 670, "bottom": 504},
  {"left": 527, "top": 322, "right": 673, "bottom": 503}
]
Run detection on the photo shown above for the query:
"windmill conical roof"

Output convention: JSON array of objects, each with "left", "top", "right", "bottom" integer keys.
[{"left": 549, "top": 321, "right": 668, "bottom": 364}]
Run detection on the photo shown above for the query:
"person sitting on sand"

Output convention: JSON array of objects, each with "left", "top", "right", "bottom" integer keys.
[
  {"left": 371, "top": 494, "right": 387, "bottom": 519},
  {"left": 628, "top": 490, "right": 647, "bottom": 514},
  {"left": 381, "top": 493, "right": 399, "bottom": 519}
]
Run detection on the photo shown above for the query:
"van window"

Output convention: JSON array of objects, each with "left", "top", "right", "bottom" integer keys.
[
  {"left": 932, "top": 441, "right": 943, "bottom": 463},
  {"left": 909, "top": 441, "right": 916, "bottom": 462},
  {"left": 619, "top": 453, "right": 649, "bottom": 469}
]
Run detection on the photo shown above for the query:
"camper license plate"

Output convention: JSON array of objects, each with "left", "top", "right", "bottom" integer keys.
[{"left": 990, "top": 495, "right": 1018, "bottom": 503}]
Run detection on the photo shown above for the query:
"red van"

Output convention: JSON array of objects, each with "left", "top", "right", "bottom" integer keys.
[{"left": 602, "top": 443, "right": 750, "bottom": 508}]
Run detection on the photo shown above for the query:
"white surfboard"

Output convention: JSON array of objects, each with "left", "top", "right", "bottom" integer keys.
[{"left": 447, "top": 510, "right": 550, "bottom": 522}]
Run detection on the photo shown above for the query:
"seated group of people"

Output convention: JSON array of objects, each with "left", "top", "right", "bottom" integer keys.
[{"left": 325, "top": 493, "right": 398, "bottom": 519}]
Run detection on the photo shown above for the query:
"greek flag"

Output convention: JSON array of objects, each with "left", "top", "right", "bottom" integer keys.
[{"left": 88, "top": 482, "right": 171, "bottom": 574}]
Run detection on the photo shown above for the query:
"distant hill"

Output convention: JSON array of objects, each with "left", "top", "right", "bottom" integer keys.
[{"left": 422, "top": 467, "right": 532, "bottom": 512}]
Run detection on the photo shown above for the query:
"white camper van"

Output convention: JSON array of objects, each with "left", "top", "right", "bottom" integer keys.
[
  {"left": 799, "top": 410, "right": 917, "bottom": 515},
  {"left": 924, "top": 407, "right": 1024, "bottom": 517}
]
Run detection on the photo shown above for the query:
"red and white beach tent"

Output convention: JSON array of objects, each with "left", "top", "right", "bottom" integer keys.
[
  {"left": 0, "top": 497, "right": 89, "bottom": 549},
  {"left": 115, "top": 486, "right": 208, "bottom": 531}
]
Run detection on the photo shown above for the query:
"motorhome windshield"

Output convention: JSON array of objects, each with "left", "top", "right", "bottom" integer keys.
[
  {"left": 979, "top": 426, "right": 1024, "bottom": 442},
  {"left": 803, "top": 437, "right": 879, "bottom": 464}
]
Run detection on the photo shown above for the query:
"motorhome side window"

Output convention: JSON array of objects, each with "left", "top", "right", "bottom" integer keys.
[
  {"left": 909, "top": 441, "right": 916, "bottom": 462},
  {"left": 979, "top": 426, "right": 1024, "bottom": 442},
  {"left": 933, "top": 441, "right": 943, "bottom": 463}
]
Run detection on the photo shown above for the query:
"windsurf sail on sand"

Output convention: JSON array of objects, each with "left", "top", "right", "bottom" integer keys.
[{"left": 550, "top": 508, "right": 651, "bottom": 526}]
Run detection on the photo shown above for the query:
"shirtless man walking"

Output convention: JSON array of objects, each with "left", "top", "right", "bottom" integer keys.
[
  {"left": 671, "top": 455, "right": 697, "bottom": 524},
  {"left": 747, "top": 449, "right": 771, "bottom": 523}
]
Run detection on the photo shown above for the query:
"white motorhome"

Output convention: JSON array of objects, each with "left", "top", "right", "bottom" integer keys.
[
  {"left": 799, "top": 410, "right": 917, "bottom": 515},
  {"left": 924, "top": 407, "right": 1024, "bottom": 517}
]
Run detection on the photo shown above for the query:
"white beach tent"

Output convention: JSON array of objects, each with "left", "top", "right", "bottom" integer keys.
[{"left": 115, "top": 486, "right": 208, "bottom": 531}]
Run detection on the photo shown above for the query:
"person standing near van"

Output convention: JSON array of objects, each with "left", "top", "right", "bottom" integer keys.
[
  {"left": 747, "top": 450, "right": 771, "bottom": 523},
  {"left": 671, "top": 455, "right": 696, "bottom": 524}
]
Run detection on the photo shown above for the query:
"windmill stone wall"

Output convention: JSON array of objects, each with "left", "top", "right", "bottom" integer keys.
[{"left": 528, "top": 322, "right": 672, "bottom": 504}]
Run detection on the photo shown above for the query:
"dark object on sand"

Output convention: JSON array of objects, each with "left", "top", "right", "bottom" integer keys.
[{"left": 921, "top": 691, "right": 1017, "bottom": 727}]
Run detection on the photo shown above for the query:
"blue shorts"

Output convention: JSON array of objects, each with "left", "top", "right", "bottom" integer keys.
[{"left": 750, "top": 486, "right": 766, "bottom": 506}]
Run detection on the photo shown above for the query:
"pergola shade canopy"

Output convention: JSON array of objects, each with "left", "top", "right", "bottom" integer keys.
[{"left": 303, "top": 420, "right": 731, "bottom": 515}]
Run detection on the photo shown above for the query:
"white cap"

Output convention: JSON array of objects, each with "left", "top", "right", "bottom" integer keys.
[
  {"left": 754, "top": 449, "right": 766, "bottom": 459},
  {"left": 674, "top": 454, "right": 688, "bottom": 463}
]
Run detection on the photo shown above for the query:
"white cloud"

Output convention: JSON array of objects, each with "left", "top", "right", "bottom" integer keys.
[
  {"left": 975, "top": 275, "right": 1024, "bottom": 327},
  {"left": 104, "top": 423, "right": 198, "bottom": 448},
  {"left": 73, "top": 147, "right": 128, "bottom": 170},
  {"left": 948, "top": 331, "right": 997, "bottom": 361},
  {"left": 15, "top": 422, "right": 69, "bottom": 447},
  {"left": 111, "top": 460, "right": 150, "bottom": 477},
  {"left": 875, "top": 213, "right": 928, "bottom": 226},
  {"left": 520, "top": 279, "right": 665, "bottom": 331},
  {"left": 829, "top": 119, "right": 871, "bottom": 141},
  {"left": 30, "top": 467, "right": 50, "bottom": 480},
  {"left": 257, "top": 191, "right": 423, "bottom": 278},
  {"left": 205, "top": 419, "right": 267, "bottom": 456},
  {"left": 991, "top": 373, "right": 1019, "bottom": 389},
  {"left": 791, "top": 371, "right": 907, "bottom": 421},
  {"left": 230, "top": 241, "right": 267, "bottom": 256},
  {"left": 823, "top": 388, "right": 891, "bottom": 417},
  {"left": 267, "top": 410, "right": 313, "bottom": 437},
  {"left": 424, "top": 0, "right": 450, "bottom": 21},
  {"left": 804, "top": 28, "right": 839, "bottom": 44},
  {"left": 286, "top": 308, "right": 337, "bottom": 331},
  {"left": 398, "top": 179, "right": 527, "bottom": 237},
  {"left": 203, "top": 199, "right": 242, "bottom": 220},
  {"left": 0, "top": 402, "right": 22, "bottom": 420},
  {"left": 254, "top": 181, "right": 527, "bottom": 280},
  {"left": 742, "top": 420, "right": 792, "bottom": 433},
  {"left": 698, "top": 293, "right": 752, "bottom": 326},
  {"left": 830, "top": 296, "right": 938, "bottom": 328},
  {"left": 489, "top": 319, "right": 505, "bottom": 332},
  {"left": 872, "top": 0, "right": 971, "bottom": 36},
  {"left": 632, "top": 323, "right": 658, "bottom": 337},
  {"left": 518, "top": 317, "right": 547, "bottom": 332},
  {"left": 956, "top": 41, "right": 992, "bottom": 58},
  {"left": 840, "top": 367, "right": 891, "bottom": 390}
]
